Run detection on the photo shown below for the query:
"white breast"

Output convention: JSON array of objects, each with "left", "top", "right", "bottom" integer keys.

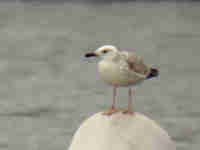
[{"left": 98, "top": 60, "right": 145, "bottom": 87}]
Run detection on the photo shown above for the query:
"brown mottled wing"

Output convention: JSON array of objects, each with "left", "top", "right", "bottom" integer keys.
[{"left": 121, "top": 51, "right": 150, "bottom": 76}]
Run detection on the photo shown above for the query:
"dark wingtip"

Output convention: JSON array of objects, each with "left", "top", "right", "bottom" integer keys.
[{"left": 146, "top": 68, "right": 159, "bottom": 79}]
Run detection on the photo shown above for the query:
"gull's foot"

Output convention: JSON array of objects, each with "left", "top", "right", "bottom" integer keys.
[
  {"left": 103, "top": 108, "right": 119, "bottom": 116},
  {"left": 122, "top": 109, "right": 135, "bottom": 115}
]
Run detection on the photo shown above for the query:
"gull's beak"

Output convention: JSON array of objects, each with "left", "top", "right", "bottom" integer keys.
[{"left": 85, "top": 52, "right": 98, "bottom": 58}]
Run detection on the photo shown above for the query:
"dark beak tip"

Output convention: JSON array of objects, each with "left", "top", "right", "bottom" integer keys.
[
  {"left": 85, "top": 53, "right": 96, "bottom": 58},
  {"left": 85, "top": 53, "right": 90, "bottom": 57}
]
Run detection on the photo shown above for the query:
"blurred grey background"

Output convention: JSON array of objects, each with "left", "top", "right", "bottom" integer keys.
[{"left": 0, "top": 0, "right": 199, "bottom": 150}]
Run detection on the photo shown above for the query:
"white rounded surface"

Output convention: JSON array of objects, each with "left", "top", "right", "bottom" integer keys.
[{"left": 68, "top": 112, "right": 176, "bottom": 150}]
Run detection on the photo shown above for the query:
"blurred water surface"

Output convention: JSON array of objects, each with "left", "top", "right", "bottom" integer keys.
[{"left": 0, "top": 1, "right": 199, "bottom": 150}]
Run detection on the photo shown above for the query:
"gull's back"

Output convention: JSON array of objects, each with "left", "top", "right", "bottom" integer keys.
[{"left": 120, "top": 51, "right": 150, "bottom": 77}]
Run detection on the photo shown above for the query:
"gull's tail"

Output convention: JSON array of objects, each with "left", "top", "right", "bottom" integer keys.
[{"left": 146, "top": 68, "right": 159, "bottom": 79}]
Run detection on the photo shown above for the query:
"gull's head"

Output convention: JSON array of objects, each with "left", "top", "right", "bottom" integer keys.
[{"left": 85, "top": 45, "right": 119, "bottom": 58}]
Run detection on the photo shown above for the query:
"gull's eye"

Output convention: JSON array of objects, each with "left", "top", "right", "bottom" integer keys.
[{"left": 102, "top": 50, "right": 108, "bottom": 54}]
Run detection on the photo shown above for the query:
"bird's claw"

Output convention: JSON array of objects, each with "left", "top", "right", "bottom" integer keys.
[
  {"left": 122, "top": 109, "right": 135, "bottom": 115},
  {"left": 103, "top": 107, "right": 119, "bottom": 116}
]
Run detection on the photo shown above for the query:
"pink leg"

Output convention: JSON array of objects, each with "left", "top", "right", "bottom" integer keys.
[
  {"left": 123, "top": 88, "right": 135, "bottom": 115},
  {"left": 103, "top": 86, "right": 119, "bottom": 116},
  {"left": 112, "top": 86, "right": 117, "bottom": 109},
  {"left": 128, "top": 88, "right": 133, "bottom": 111}
]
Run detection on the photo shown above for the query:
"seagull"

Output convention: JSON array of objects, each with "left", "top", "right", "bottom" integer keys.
[{"left": 85, "top": 45, "right": 159, "bottom": 115}]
